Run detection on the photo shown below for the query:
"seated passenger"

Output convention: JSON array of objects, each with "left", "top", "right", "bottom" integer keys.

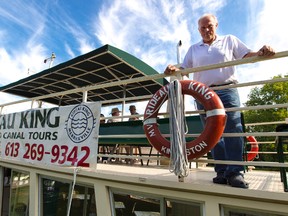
[
  {"left": 100, "top": 113, "right": 106, "bottom": 124},
  {"left": 126, "top": 105, "right": 140, "bottom": 164},
  {"left": 128, "top": 105, "right": 140, "bottom": 121},
  {"left": 107, "top": 107, "right": 121, "bottom": 123}
]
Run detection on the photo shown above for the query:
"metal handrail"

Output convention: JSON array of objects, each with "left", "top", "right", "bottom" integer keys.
[{"left": 1, "top": 51, "right": 288, "bottom": 108}]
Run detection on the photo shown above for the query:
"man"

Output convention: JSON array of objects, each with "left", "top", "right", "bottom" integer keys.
[
  {"left": 128, "top": 105, "right": 140, "bottom": 121},
  {"left": 100, "top": 113, "right": 106, "bottom": 124},
  {"left": 107, "top": 107, "right": 121, "bottom": 123},
  {"left": 165, "top": 14, "right": 275, "bottom": 188},
  {"left": 126, "top": 105, "right": 140, "bottom": 164}
]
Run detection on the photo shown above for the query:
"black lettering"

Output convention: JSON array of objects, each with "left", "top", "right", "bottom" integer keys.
[
  {"left": 19, "top": 111, "right": 29, "bottom": 128},
  {"left": 7, "top": 114, "right": 16, "bottom": 129},
  {"left": 52, "top": 131, "right": 58, "bottom": 140},
  {"left": 47, "top": 107, "right": 60, "bottom": 128},
  {"left": 35, "top": 109, "right": 46, "bottom": 128},
  {"left": 0, "top": 115, "right": 6, "bottom": 129}
]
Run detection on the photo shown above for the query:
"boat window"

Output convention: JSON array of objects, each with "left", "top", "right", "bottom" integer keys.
[
  {"left": 111, "top": 192, "right": 161, "bottom": 216},
  {"left": 165, "top": 198, "right": 203, "bottom": 216},
  {"left": 9, "top": 170, "right": 30, "bottom": 216},
  {"left": 71, "top": 185, "right": 96, "bottom": 216},
  {"left": 41, "top": 178, "right": 96, "bottom": 216},
  {"left": 221, "top": 205, "right": 287, "bottom": 216},
  {"left": 1, "top": 168, "right": 12, "bottom": 216},
  {"left": 41, "top": 178, "right": 70, "bottom": 215},
  {"left": 111, "top": 190, "right": 204, "bottom": 216}
]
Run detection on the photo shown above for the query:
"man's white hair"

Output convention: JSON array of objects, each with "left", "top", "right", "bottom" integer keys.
[{"left": 198, "top": 13, "right": 218, "bottom": 26}]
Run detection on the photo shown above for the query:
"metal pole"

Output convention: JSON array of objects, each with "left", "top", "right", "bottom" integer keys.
[
  {"left": 49, "top": 52, "right": 56, "bottom": 68},
  {"left": 82, "top": 91, "right": 88, "bottom": 102},
  {"left": 177, "top": 40, "right": 182, "bottom": 64},
  {"left": 121, "top": 85, "right": 126, "bottom": 122},
  {"left": 176, "top": 40, "right": 182, "bottom": 80}
]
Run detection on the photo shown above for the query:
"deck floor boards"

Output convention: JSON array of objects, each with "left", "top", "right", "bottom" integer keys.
[{"left": 96, "top": 162, "right": 286, "bottom": 193}]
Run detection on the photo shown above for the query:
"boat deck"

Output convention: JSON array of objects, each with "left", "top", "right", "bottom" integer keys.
[{"left": 95, "top": 162, "right": 285, "bottom": 194}]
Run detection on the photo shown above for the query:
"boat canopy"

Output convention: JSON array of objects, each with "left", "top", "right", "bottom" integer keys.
[{"left": 0, "top": 44, "right": 167, "bottom": 106}]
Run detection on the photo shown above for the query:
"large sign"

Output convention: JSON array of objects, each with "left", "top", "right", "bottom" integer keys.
[{"left": 0, "top": 103, "right": 101, "bottom": 168}]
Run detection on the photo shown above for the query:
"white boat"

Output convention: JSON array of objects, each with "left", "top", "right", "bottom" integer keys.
[{"left": 0, "top": 44, "right": 287, "bottom": 216}]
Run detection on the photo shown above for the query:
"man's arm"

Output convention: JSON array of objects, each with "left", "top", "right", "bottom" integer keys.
[{"left": 243, "top": 45, "right": 275, "bottom": 58}]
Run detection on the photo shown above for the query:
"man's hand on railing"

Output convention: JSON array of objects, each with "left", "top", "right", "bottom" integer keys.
[
  {"left": 257, "top": 45, "right": 276, "bottom": 56},
  {"left": 244, "top": 45, "right": 275, "bottom": 58}
]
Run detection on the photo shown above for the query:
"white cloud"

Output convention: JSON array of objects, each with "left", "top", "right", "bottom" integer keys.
[
  {"left": 0, "top": 46, "right": 47, "bottom": 85},
  {"left": 236, "top": 0, "right": 288, "bottom": 104},
  {"left": 94, "top": 0, "right": 193, "bottom": 70},
  {"left": 93, "top": 0, "right": 229, "bottom": 114},
  {"left": 1, "top": 0, "right": 286, "bottom": 115},
  {"left": 93, "top": 0, "right": 231, "bottom": 71},
  {"left": 190, "top": 0, "right": 226, "bottom": 12},
  {"left": 64, "top": 43, "right": 76, "bottom": 59},
  {"left": 60, "top": 18, "right": 94, "bottom": 55},
  {"left": 78, "top": 39, "right": 94, "bottom": 54},
  {"left": 0, "top": 1, "right": 45, "bottom": 33},
  {"left": 247, "top": 0, "right": 288, "bottom": 51},
  {"left": 0, "top": 0, "right": 96, "bottom": 86},
  {"left": 0, "top": 1, "right": 49, "bottom": 85}
]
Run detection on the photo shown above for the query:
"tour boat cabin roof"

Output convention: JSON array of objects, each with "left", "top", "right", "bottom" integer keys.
[{"left": 0, "top": 44, "right": 167, "bottom": 106}]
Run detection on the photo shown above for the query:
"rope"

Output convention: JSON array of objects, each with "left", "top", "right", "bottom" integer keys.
[
  {"left": 67, "top": 167, "right": 81, "bottom": 216},
  {"left": 168, "top": 80, "right": 189, "bottom": 178}
]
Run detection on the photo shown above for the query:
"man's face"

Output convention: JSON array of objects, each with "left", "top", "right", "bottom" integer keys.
[
  {"left": 198, "top": 16, "right": 218, "bottom": 44},
  {"left": 130, "top": 107, "right": 136, "bottom": 114},
  {"left": 112, "top": 111, "right": 120, "bottom": 116}
]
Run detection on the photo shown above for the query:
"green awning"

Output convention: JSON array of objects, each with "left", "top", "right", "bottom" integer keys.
[{"left": 0, "top": 44, "right": 167, "bottom": 106}]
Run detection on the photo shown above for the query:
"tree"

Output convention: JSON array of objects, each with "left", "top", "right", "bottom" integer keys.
[{"left": 243, "top": 75, "right": 288, "bottom": 162}]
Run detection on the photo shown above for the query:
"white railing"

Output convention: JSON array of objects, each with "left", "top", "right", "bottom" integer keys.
[{"left": 1, "top": 51, "right": 288, "bottom": 170}]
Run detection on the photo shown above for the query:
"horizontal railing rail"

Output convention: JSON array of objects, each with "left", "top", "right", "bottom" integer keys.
[
  {"left": 1, "top": 50, "right": 288, "bottom": 191},
  {"left": 1, "top": 51, "right": 287, "bottom": 109}
]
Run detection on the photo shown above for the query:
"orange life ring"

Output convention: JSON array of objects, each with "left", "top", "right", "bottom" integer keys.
[
  {"left": 143, "top": 80, "right": 226, "bottom": 160},
  {"left": 246, "top": 136, "right": 259, "bottom": 161}
]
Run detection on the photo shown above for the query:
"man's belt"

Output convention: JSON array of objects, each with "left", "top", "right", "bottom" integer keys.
[{"left": 209, "top": 82, "right": 235, "bottom": 87}]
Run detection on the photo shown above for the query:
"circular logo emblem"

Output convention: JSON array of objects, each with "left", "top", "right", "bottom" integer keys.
[{"left": 65, "top": 104, "right": 96, "bottom": 143}]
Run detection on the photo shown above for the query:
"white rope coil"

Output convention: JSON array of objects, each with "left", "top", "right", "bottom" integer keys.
[{"left": 168, "top": 80, "right": 189, "bottom": 178}]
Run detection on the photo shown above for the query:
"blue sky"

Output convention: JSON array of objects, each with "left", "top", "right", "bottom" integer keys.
[{"left": 0, "top": 0, "right": 287, "bottom": 117}]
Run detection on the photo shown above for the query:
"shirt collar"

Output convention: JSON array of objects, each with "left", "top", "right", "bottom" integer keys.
[{"left": 199, "top": 35, "right": 222, "bottom": 46}]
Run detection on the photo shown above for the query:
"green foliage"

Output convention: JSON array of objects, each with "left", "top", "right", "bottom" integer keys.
[{"left": 243, "top": 74, "right": 288, "bottom": 162}]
